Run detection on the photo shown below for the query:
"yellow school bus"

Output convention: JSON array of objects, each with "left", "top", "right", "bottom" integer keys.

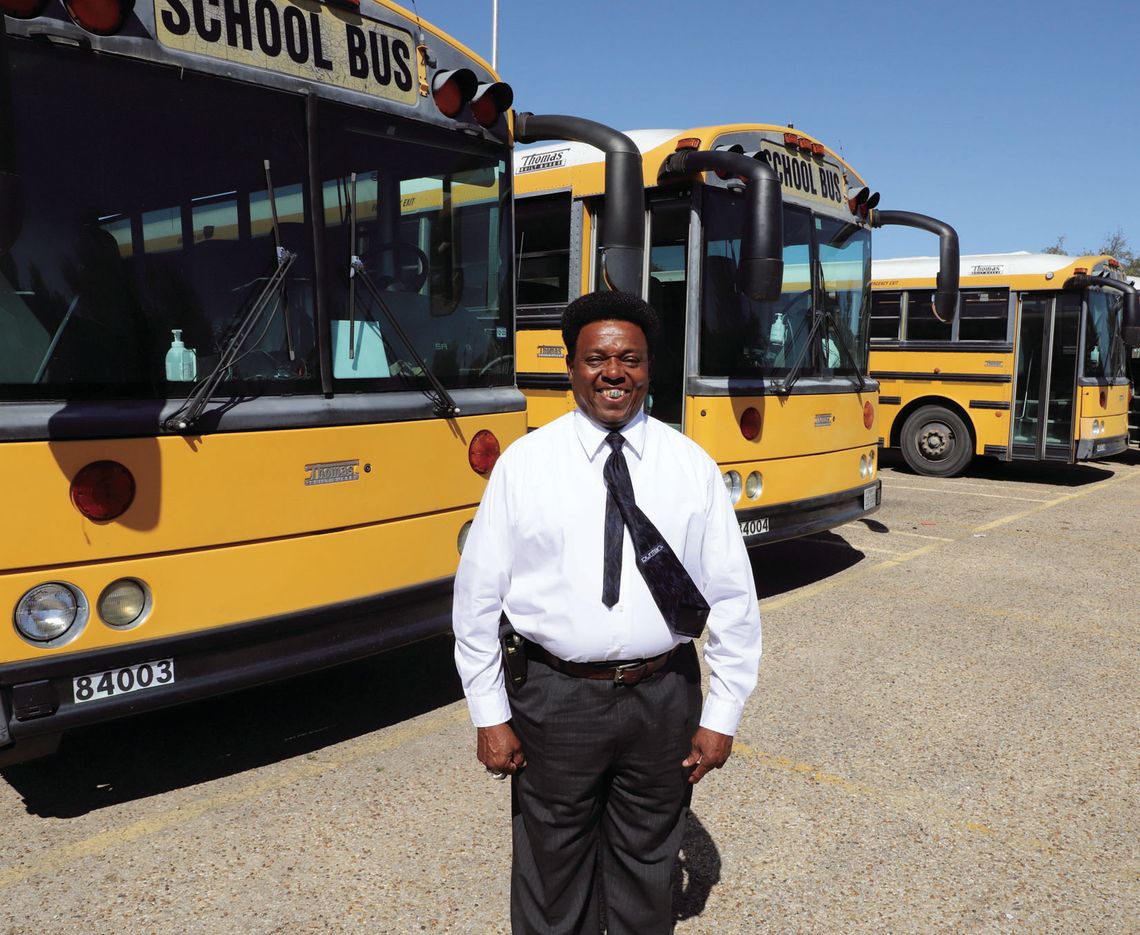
[
  {"left": 0, "top": 0, "right": 641, "bottom": 763},
  {"left": 870, "top": 252, "right": 1139, "bottom": 475},
  {"left": 513, "top": 124, "right": 960, "bottom": 545}
]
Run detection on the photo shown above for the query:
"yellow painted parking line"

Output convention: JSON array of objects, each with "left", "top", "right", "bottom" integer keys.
[
  {"left": 887, "top": 483, "right": 1049, "bottom": 502},
  {"left": 801, "top": 536, "right": 903, "bottom": 556},
  {"left": 0, "top": 706, "right": 469, "bottom": 888},
  {"left": 972, "top": 469, "right": 1140, "bottom": 533},
  {"left": 730, "top": 741, "right": 1138, "bottom": 873},
  {"left": 880, "top": 530, "right": 955, "bottom": 542},
  {"left": 764, "top": 469, "right": 1139, "bottom": 614}
]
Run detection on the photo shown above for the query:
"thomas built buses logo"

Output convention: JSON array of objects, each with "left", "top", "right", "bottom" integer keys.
[
  {"left": 304, "top": 460, "right": 361, "bottom": 486},
  {"left": 517, "top": 149, "right": 569, "bottom": 173}
]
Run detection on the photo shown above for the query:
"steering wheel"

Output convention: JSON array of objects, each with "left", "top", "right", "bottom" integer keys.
[
  {"left": 360, "top": 241, "right": 429, "bottom": 293},
  {"left": 477, "top": 354, "right": 513, "bottom": 378}
]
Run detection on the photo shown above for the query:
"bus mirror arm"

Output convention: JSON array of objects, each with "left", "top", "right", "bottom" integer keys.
[
  {"left": 515, "top": 113, "right": 644, "bottom": 295},
  {"left": 1064, "top": 274, "right": 1140, "bottom": 345},
  {"left": 871, "top": 210, "right": 960, "bottom": 323},
  {"left": 658, "top": 150, "right": 784, "bottom": 301}
]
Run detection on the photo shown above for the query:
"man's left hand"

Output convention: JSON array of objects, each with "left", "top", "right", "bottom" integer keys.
[{"left": 682, "top": 727, "right": 733, "bottom": 784}]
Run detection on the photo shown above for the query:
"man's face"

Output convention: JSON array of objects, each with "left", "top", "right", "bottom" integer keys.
[{"left": 568, "top": 319, "right": 650, "bottom": 430}]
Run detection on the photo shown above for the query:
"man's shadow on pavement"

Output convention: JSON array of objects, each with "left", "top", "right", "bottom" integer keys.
[{"left": 672, "top": 812, "right": 721, "bottom": 922}]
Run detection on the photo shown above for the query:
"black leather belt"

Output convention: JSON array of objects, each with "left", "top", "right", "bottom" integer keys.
[{"left": 528, "top": 642, "right": 675, "bottom": 685}]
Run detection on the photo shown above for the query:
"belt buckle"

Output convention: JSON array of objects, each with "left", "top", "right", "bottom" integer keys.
[{"left": 613, "top": 660, "right": 648, "bottom": 685}]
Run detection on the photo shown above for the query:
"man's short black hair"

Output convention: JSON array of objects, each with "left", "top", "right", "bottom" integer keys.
[{"left": 561, "top": 291, "right": 660, "bottom": 359}]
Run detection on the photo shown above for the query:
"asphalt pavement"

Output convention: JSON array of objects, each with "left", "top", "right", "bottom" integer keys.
[{"left": 0, "top": 449, "right": 1136, "bottom": 934}]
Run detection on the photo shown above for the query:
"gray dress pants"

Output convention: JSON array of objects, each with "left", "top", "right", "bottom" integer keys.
[{"left": 506, "top": 641, "right": 702, "bottom": 935}]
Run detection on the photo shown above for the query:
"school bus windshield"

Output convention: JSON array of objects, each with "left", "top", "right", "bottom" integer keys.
[
  {"left": 0, "top": 41, "right": 513, "bottom": 400},
  {"left": 699, "top": 189, "right": 871, "bottom": 379}
]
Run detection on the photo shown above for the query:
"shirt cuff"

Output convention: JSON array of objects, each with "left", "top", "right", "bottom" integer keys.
[
  {"left": 699, "top": 695, "right": 744, "bottom": 736},
  {"left": 465, "top": 689, "right": 512, "bottom": 729}
]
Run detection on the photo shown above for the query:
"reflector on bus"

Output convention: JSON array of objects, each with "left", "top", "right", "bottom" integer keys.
[
  {"left": 432, "top": 68, "right": 478, "bottom": 118},
  {"left": 471, "top": 81, "right": 513, "bottom": 128}
]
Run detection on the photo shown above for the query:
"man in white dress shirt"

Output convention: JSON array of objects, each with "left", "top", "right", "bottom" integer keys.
[{"left": 453, "top": 291, "right": 761, "bottom": 934}]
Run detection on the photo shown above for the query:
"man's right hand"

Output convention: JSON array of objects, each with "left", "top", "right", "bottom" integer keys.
[{"left": 477, "top": 723, "right": 526, "bottom": 776}]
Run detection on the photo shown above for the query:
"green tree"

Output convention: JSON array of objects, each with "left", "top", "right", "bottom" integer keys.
[{"left": 1040, "top": 229, "right": 1139, "bottom": 275}]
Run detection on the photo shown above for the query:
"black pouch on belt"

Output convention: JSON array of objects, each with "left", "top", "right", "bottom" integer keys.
[{"left": 498, "top": 612, "right": 527, "bottom": 688}]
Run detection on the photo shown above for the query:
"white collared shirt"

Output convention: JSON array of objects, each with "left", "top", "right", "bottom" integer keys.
[{"left": 452, "top": 408, "right": 762, "bottom": 735}]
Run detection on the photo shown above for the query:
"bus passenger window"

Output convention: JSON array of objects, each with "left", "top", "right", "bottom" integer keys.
[
  {"left": 516, "top": 194, "right": 572, "bottom": 306},
  {"left": 869, "top": 291, "right": 902, "bottom": 340},
  {"left": 905, "top": 290, "right": 952, "bottom": 342},
  {"left": 958, "top": 289, "right": 1009, "bottom": 341}
]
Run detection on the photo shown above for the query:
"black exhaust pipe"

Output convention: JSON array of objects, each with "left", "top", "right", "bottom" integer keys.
[
  {"left": 515, "top": 113, "right": 644, "bottom": 296},
  {"left": 871, "top": 210, "right": 960, "bottom": 322},
  {"left": 657, "top": 149, "right": 784, "bottom": 301},
  {"left": 1064, "top": 274, "right": 1140, "bottom": 346}
]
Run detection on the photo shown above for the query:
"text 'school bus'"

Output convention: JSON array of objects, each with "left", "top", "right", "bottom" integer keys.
[
  {"left": 512, "top": 125, "right": 960, "bottom": 546},
  {"left": 0, "top": 0, "right": 644, "bottom": 764},
  {"left": 870, "top": 252, "right": 1140, "bottom": 476}
]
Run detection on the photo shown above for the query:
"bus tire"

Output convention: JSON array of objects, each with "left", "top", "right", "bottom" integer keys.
[{"left": 899, "top": 405, "right": 974, "bottom": 477}]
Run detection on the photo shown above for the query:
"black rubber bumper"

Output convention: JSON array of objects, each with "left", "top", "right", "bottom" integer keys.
[
  {"left": 0, "top": 578, "right": 454, "bottom": 748},
  {"left": 1076, "top": 434, "right": 1128, "bottom": 461},
  {"left": 736, "top": 480, "right": 881, "bottom": 547}
]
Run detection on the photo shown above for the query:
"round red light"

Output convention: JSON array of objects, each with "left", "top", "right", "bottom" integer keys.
[
  {"left": 0, "top": 0, "right": 49, "bottom": 17},
  {"left": 71, "top": 460, "right": 135, "bottom": 521},
  {"left": 433, "top": 80, "right": 463, "bottom": 118},
  {"left": 1099, "top": 389, "right": 1108, "bottom": 408},
  {"left": 64, "top": 0, "right": 134, "bottom": 34},
  {"left": 863, "top": 401, "right": 874, "bottom": 430},
  {"left": 471, "top": 94, "right": 499, "bottom": 127},
  {"left": 468, "top": 430, "right": 501, "bottom": 476},
  {"left": 740, "top": 407, "right": 761, "bottom": 440}
]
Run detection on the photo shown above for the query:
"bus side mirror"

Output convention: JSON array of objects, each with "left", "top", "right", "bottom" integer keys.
[
  {"left": 0, "top": 172, "right": 23, "bottom": 255},
  {"left": 1124, "top": 291, "right": 1140, "bottom": 346}
]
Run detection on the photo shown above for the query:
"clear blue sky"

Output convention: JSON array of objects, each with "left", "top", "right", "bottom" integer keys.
[{"left": 414, "top": 0, "right": 1139, "bottom": 260}]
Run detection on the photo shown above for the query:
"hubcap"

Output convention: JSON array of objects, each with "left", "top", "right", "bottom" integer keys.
[{"left": 918, "top": 421, "right": 953, "bottom": 460}]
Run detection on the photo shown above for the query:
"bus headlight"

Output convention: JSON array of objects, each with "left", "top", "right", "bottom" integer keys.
[
  {"left": 745, "top": 471, "right": 763, "bottom": 500},
  {"left": 457, "top": 520, "right": 473, "bottom": 555},
  {"left": 723, "top": 471, "right": 742, "bottom": 504},
  {"left": 15, "top": 582, "right": 88, "bottom": 644},
  {"left": 97, "top": 578, "right": 149, "bottom": 629},
  {"left": 859, "top": 454, "right": 869, "bottom": 479}
]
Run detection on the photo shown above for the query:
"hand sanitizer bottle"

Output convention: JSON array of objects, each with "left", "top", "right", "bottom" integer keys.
[{"left": 165, "top": 330, "right": 198, "bottom": 382}]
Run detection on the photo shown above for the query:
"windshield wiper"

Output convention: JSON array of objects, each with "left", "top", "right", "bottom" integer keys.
[
  {"left": 348, "top": 259, "right": 460, "bottom": 418},
  {"left": 776, "top": 261, "right": 866, "bottom": 394},
  {"left": 163, "top": 246, "right": 295, "bottom": 433},
  {"left": 344, "top": 171, "right": 459, "bottom": 419}
]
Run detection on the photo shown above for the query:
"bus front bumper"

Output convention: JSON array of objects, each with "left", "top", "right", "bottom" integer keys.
[
  {"left": 0, "top": 578, "right": 454, "bottom": 761},
  {"left": 1076, "top": 434, "right": 1128, "bottom": 461},
  {"left": 737, "top": 479, "right": 881, "bottom": 548}
]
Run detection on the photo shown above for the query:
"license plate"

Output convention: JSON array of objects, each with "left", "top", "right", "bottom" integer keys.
[
  {"left": 73, "top": 659, "right": 175, "bottom": 705},
  {"left": 863, "top": 486, "right": 877, "bottom": 511}
]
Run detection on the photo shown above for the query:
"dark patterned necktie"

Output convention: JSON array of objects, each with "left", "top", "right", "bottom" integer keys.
[{"left": 600, "top": 431, "right": 710, "bottom": 637}]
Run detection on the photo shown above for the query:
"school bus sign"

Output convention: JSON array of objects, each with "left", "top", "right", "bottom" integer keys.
[{"left": 155, "top": 0, "right": 418, "bottom": 104}]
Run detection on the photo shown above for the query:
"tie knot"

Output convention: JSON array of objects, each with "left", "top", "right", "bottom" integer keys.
[{"left": 605, "top": 431, "right": 624, "bottom": 454}]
